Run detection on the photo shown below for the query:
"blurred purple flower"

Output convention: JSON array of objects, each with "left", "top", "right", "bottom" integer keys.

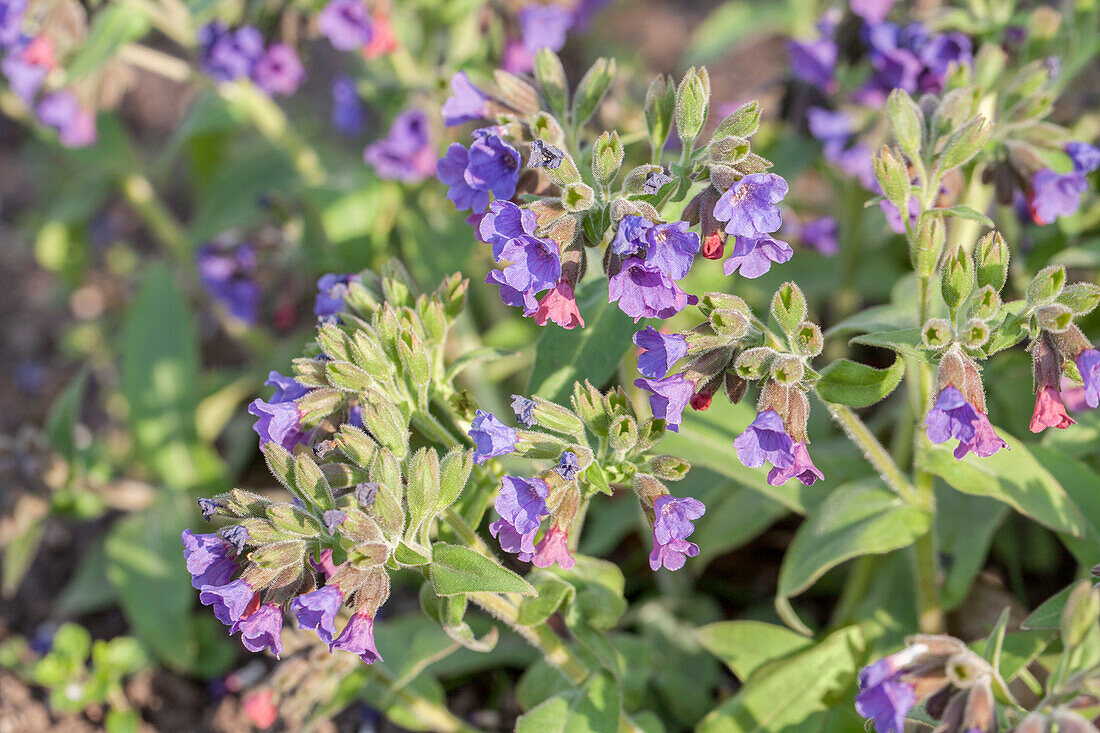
[
  {"left": 2, "top": 35, "right": 50, "bottom": 101},
  {"left": 36, "top": 91, "right": 96, "bottom": 148},
  {"left": 441, "top": 71, "right": 490, "bottom": 127},
  {"left": 1077, "top": 349, "right": 1100, "bottom": 408},
  {"left": 0, "top": 0, "right": 25, "bottom": 48},
  {"left": 199, "top": 23, "right": 264, "bottom": 82},
  {"left": 364, "top": 108, "right": 436, "bottom": 182},
  {"left": 788, "top": 37, "right": 837, "bottom": 90},
  {"left": 197, "top": 241, "right": 260, "bottom": 323},
  {"left": 315, "top": 272, "right": 358, "bottom": 322},
  {"left": 252, "top": 43, "right": 304, "bottom": 96},
  {"left": 799, "top": 216, "right": 839, "bottom": 255},
  {"left": 331, "top": 76, "right": 367, "bottom": 136},
  {"left": 1027, "top": 169, "right": 1087, "bottom": 225},
  {"left": 855, "top": 656, "right": 917, "bottom": 733},
  {"left": 319, "top": 0, "right": 374, "bottom": 51},
  {"left": 849, "top": 0, "right": 893, "bottom": 24},
  {"left": 1067, "top": 142, "right": 1100, "bottom": 174}
]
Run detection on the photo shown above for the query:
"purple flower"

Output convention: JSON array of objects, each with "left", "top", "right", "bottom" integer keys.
[
  {"left": 609, "top": 258, "right": 693, "bottom": 321},
  {"left": 855, "top": 658, "right": 917, "bottom": 733},
  {"left": 252, "top": 43, "right": 304, "bottom": 96},
  {"left": 489, "top": 518, "right": 538, "bottom": 558},
  {"left": 531, "top": 525, "right": 575, "bottom": 569},
  {"left": 291, "top": 585, "right": 343, "bottom": 645},
  {"left": 611, "top": 215, "right": 652, "bottom": 258},
  {"left": 464, "top": 129, "right": 520, "bottom": 202},
  {"left": 924, "top": 386, "right": 1007, "bottom": 460},
  {"left": 220, "top": 525, "right": 250, "bottom": 555},
  {"left": 485, "top": 269, "right": 538, "bottom": 314},
  {"left": 788, "top": 37, "right": 837, "bottom": 89},
  {"left": 634, "top": 326, "right": 687, "bottom": 379},
  {"left": 806, "top": 107, "right": 852, "bottom": 150},
  {"left": 850, "top": 0, "right": 893, "bottom": 24},
  {"left": 634, "top": 374, "right": 695, "bottom": 432},
  {"left": 498, "top": 234, "right": 562, "bottom": 292},
  {"left": 1077, "top": 349, "right": 1100, "bottom": 409},
  {"left": 827, "top": 142, "right": 878, "bottom": 191},
  {"left": 198, "top": 498, "right": 219, "bottom": 521},
  {"left": 238, "top": 603, "right": 283, "bottom": 657},
  {"left": 494, "top": 475, "right": 549, "bottom": 535},
  {"left": 650, "top": 495, "right": 704, "bottom": 571},
  {"left": 199, "top": 23, "right": 264, "bottom": 82},
  {"left": 799, "top": 217, "right": 838, "bottom": 255},
  {"left": 331, "top": 611, "right": 381, "bottom": 663},
  {"left": 36, "top": 91, "right": 96, "bottom": 148},
  {"left": 331, "top": 76, "right": 367, "bottom": 136},
  {"left": 712, "top": 173, "right": 788, "bottom": 238},
  {"left": 354, "top": 482, "right": 379, "bottom": 509},
  {"left": 319, "top": 0, "right": 374, "bottom": 51},
  {"left": 881, "top": 196, "right": 920, "bottom": 234},
  {"left": 511, "top": 395, "right": 537, "bottom": 427},
  {"left": 645, "top": 221, "right": 700, "bottom": 281},
  {"left": 315, "top": 272, "right": 358, "bottom": 321},
  {"left": 1067, "top": 142, "right": 1100, "bottom": 174},
  {"left": 733, "top": 410, "right": 796, "bottom": 470},
  {"left": 249, "top": 371, "right": 310, "bottom": 450},
  {"left": 441, "top": 71, "right": 490, "bottom": 127},
  {"left": 199, "top": 579, "right": 255, "bottom": 628},
  {"left": 723, "top": 234, "right": 794, "bottom": 278},
  {"left": 182, "top": 530, "right": 237, "bottom": 589},
  {"left": 197, "top": 241, "right": 260, "bottom": 323},
  {"left": 918, "top": 32, "right": 971, "bottom": 92},
  {"left": 2, "top": 35, "right": 49, "bottom": 101},
  {"left": 438, "top": 143, "right": 490, "bottom": 213},
  {"left": 479, "top": 200, "right": 539, "bottom": 257},
  {"left": 468, "top": 410, "right": 518, "bottom": 464},
  {"left": 0, "top": 0, "right": 25, "bottom": 48},
  {"left": 766, "top": 441, "right": 824, "bottom": 486},
  {"left": 1027, "top": 169, "right": 1087, "bottom": 225},
  {"left": 322, "top": 509, "right": 347, "bottom": 530},
  {"left": 555, "top": 451, "right": 579, "bottom": 481},
  {"left": 364, "top": 108, "right": 436, "bottom": 182},
  {"left": 519, "top": 4, "right": 573, "bottom": 54}
]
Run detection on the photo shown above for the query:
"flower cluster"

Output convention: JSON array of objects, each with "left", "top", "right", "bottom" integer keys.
[
  {"left": 198, "top": 22, "right": 304, "bottom": 96},
  {"left": 439, "top": 58, "right": 792, "bottom": 329},
  {"left": 469, "top": 384, "right": 703, "bottom": 573},
  {"left": 197, "top": 240, "right": 261, "bottom": 324},
  {"left": 318, "top": 0, "right": 397, "bottom": 59},
  {"left": 0, "top": 1, "right": 96, "bottom": 148}
]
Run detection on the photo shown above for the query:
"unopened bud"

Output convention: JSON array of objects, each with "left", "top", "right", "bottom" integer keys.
[
  {"left": 941, "top": 245, "right": 975, "bottom": 313},
  {"left": 922, "top": 318, "right": 954, "bottom": 349},
  {"left": 975, "top": 230, "right": 1009, "bottom": 292},
  {"left": 734, "top": 347, "right": 775, "bottom": 380}
]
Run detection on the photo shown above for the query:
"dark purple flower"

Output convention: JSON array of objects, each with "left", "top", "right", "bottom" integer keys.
[
  {"left": 249, "top": 371, "right": 310, "bottom": 450},
  {"left": 1027, "top": 169, "right": 1087, "bottom": 225},
  {"left": 198, "top": 498, "right": 220, "bottom": 521},
  {"left": 36, "top": 91, "right": 96, "bottom": 148},
  {"left": 364, "top": 108, "right": 436, "bottom": 182},
  {"left": 438, "top": 143, "right": 490, "bottom": 213},
  {"left": 531, "top": 524, "right": 575, "bottom": 569},
  {"left": 252, "top": 43, "right": 304, "bottom": 96},
  {"left": 766, "top": 441, "right": 824, "bottom": 486},
  {"left": 799, "top": 216, "right": 838, "bottom": 255},
  {"left": 220, "top": 525, "right": 250, "bottom": 555},
  {"left": 199, "top": 579, "right": 255, "bottom": 628},
  {"left": 441, "top": 71, "right": 490, "bottom": 127},
  {"left": 331, "top": 611, "right": 381, "bottom": 663},
  {"left": 267, "top": 370, "right": 311, "bottom": 402},
  {"left": 788, "top": 37, "right": 837, "bottom": 89},
  {"left": 609, "top": 258, "right": 693, "bottom": 321},
  {"left": 498, "top": 234, "right": 561, "bottom": 292},
  {"left": 733, "top": 410, "right": 795, "bottom": 470},
  {"left": 1076, "top": 349, "right": 1100, "bottom": 409},
  {"left": 238, "top": 603, "right": 283, "bottom": 657},
  {"left": 611, "top": 215, "right": 652, "bottom": 258},
  {"left": 555, "top": 451, "right": 580, "bottom": 481},
  {"left": 918, "top": 32, "right": 971, "bottom": 92},
  {"left": 0, "top": 0, "right": 24, "bottom": 48},
  {"left": 634, "top": 326, "right": 687, "bottom": 379},
  {"left": 494, "top": 475, "right": 549, "bottom": 535},
  {"left": 465, "top": 129, "right": 520, "bottom": 201},
  {"left": 319, "top": 0, "right": 374, "bottom": 51},
  {"left": 199, "top": 23, "right": 264, "bottom": 82},
  {"left": 331, "top": 76, "right": 367, "bottom": 136},
  {"left": 468, "top": 410, "right": 518, "bottom": 464},
  {"left": 479, "top": 200, "right": 539, "bottom": 257},
  {"left": 634, "top": 374, "right": 695, "bottom": 432},
  {"left": 713, "top": 173, "right": 788, "bottom": 238},
  {"left": 1067, "top": 142, "right": 1100, "bottom": 174},
  {"left": 291, "top": 585, "right": 343, "bottom": 645},
  {"left": 485, "top": 269, "right": 538, "bottom": 313},
  {"left": 511, "top": 395, "right": 537, "bottom": 427},
  {"left": 182, "top": 530, "right": 237, "bottom": 589},
  {"left": 924, "top": 386, "right": 1006, "bottom": 460},
  {"left": 197, "top": 241, "right": 260, "bottom": 323},
  {"left": 723, "top": 234, "right": 794, "bottom": 278},
  {"left": 315, "top": 272, "right": 358, "bottom": 321},
  {"left": 855, "top": 657, "right": 917, "bottom": 733}
]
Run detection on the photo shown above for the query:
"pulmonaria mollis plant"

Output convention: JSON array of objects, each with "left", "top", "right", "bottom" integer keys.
[{"left": 438, "top": 54, "right": 794, "bottom": 328}]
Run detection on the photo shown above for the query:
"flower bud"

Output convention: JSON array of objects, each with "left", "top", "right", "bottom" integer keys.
[
  {"left": 974, "top": 230, "right": 1009, "bottom": 292},
  {"left": 912, "top": 214, "right": 945, "bottom": 278},
  {"left": 530, "top": 112, "right": 566, "bottom": 148},
  {"left": 592, "top": 131, "right": 624, "bottom": 187},
  {"left": 649, "top": 454, "right": 691, "bottom": 482},
  {"left": 958, "top": 319, "right": 990, "bottom": 349},
  {"left": 297, "top": 388, "right": 345, "bottom": 425},
  {"left": 527, "top": 397, "right": 586, "bottom": 437},
  {"left": 492, "top": 69, "right": 540, "bottom": 114},
  {"left": 874, "top": 146, "right": 912, "bottom": 214},
  {"left": 698, "top": 292, "right": 751, "bottom": 318},
  {"left": 608, "top": 415, "right": 639, "bottom": 453},
  {"left": 1034, "top": 303, "right": 1073, "bottom": 333},
  {"left": 725, "top": 370, "right": 748, "bottom": 404},
  {"left": 922, "top": 318, "right": 954, "bottom": 349},
  {"left": 713, "top": 100, "right": 760, "bottom": 140},
  {"left": 571, "top": 381, "right": 610, "bottom": 436},
  {"left": 770, "top": 354, "right": 805, "bottom": 386},
  {"left": 645, "top": 74, "right": 676, "bottom": 154},
  {"left": 710, "top": 308, "right": 751, "bottom": 340},
  {"left": 708, "top": 135, "right": 750, "bottom": 165},
  {"left": 771, "top": 282, "right": 808, "bottom": 337},
  {"left": 937, "top": 116, "right": 991, "bottom": 172},
  {"left": 793, "top": 322, "right": 824, "bottom": 357},
  {"left": 513, "top": 430, "right": 567, "bottom": 460},
  {"left": 359, "top": 398, "right": 409, "bottom": 459},
  {"left": 1058, "top": 283, "right": 1100, "bottom": 317},
  {"left": 573, "top": 57, "right": 615, "bottom": 126},
  {"left": 887, "top": 89, "right": 924, "bottom": 161},
  {"left": 533, "top": 47, "right": 567, "bottom": 118},
  {"left": 941, "top": 245, "right": 975, "bottom": 314},
  {"left": 967, "top": 285, "right": 1001, "bottom": 321},
  {"left": 562, "top": 182, "right": 596, "bottom": 212},
  {"left": 734, "top": 347, "right": 775, "bottom": 380},
  {"left": 675, "top": 67, "right": 709, "bottom": 145},
  {"left": 682, "top": 347, "right": 734, "bottom": 385}
]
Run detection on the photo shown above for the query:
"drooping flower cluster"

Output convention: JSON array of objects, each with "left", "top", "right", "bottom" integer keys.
[
  {"left": 856, "top": 635, "right": 1000, "bottom": 733},
  {"left": 198, "top": 22, "right": 304, "bottom": 96},
  {"left": 0, "top": 2, "right": 96, "bottom": 148},
  {"left": 197, "top": 240, "right": 261, "bottom": 324},
  {"left": 439, "top": 60, "right": 789, "bottom": 328}
]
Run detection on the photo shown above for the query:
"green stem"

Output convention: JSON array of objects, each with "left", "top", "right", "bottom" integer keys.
[
  {"left": 824, "top": 403, "right": 918, "bottom": 503},
  {"left": 366, "top": 664, "right": 481, "bottom": 733},
  {"left": 119, "top": 172, "right": 190, "bottom": 267}
]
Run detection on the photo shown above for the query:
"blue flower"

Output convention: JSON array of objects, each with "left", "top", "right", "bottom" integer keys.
[
  {"left": 649, "top": 495, "right": 705, "bottom": 571},
  {"left": 712, "top": 173, "right": 788, "bottom": 238},
  {"left": 291, "top": 585, "right": 343, "bottom": 645},
  {"left": 314, "top": 273, "right": 358, "bottom": 322},
  {"left": 733, "top": 410, "right": 795, "bottom": 470},
  {"left": 468, "top": 410, "right": 518, "bottom": 464},
  {"left": 249, "top": 371, "right": 310, "bottom": 450},
  {"left": 634, "top": 327, "right": 687, "bottom": 379},
  {"left": 442, "top": 71, "right": 490, "bottom": 127},
  {"left": 634, "top": 374, "right": 695, "bottom": 432},
  {"left": 723, "top": 234, "right": 794, "bottom": 279}
]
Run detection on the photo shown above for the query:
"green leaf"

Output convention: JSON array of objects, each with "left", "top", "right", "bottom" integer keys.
[
  {"left": 933, "top": 205, "right": 995, "bottom": 228},
  {"left": 849, "top": 328, "right": 933, "bottom": 363},
  {"left": 104, "top": 500, "right": 196, "bottom": 670},
  {"left": 695, "top": 621, "right": 812, "bottom": 681},
  {"left": 516, "top": 673, "right": 622, "bottom": 733},
  {"left": 121, "top": 265, "right": 223, "bottom": 492},
  {"left": 43, "top": 370, "right": 88, "bottom": 463},
  {"left": 816, "top": 358, "right": 905, "bottom": 408},
  {"left": 917, "top": 434, "right": 1088, "bottom": 537},
  {"left": 527, "top": 277, "right": 637, "bottom": 402},
  {"left": 1, "top": 515, "right": 44, "bottom": 597},
  {"left": 692, "top": 483, "right": 788, "bottom": 565},
  {"left": 936, "top": 488, "right": 1007, "bottom": 611},
  {"left": 429, "top": 543, "right": 536, "bottom": 596},
  {"left": 556, "top": 555, "right": 627, "bottom": 630},
  {"left": 778, "top": 482, "right": 931, "bottom": 598},
  {"left": 1029, "top": 445, "right": 1100, "bottom": 565},
  {"left": 697, "top": 625, "right": 864, "bottom": 733},
  {"left": 1022, "top": 584, "right": 1074, "bottom": 630},
  {"left": 517, "top": 571, "right": 576, "bottom": 626},
  {"left": 64, "top": 4, "right": 150, "bottom": 81}
]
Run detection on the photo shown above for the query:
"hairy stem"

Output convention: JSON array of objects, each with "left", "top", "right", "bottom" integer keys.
[
  {"left": 366, "top": 664, "right": 481, "bottom": 733},
  {"left": 824, "top": 403, "right": 918, "bottom": 503}
]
